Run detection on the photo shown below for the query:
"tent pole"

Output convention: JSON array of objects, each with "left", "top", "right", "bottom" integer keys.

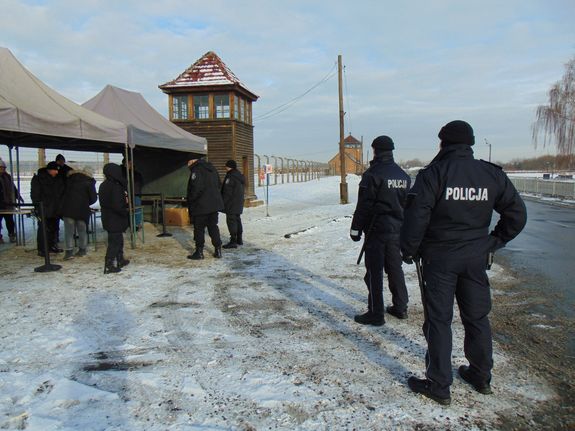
[
  {"left": 124, "top": 145, "right": 135, "bottom": 249},
  {"left": 16, "top": 146, "right": 23, "bottom": 246},
  {"left": 129, "top": 145, "right": 138, "bottom": 243}
]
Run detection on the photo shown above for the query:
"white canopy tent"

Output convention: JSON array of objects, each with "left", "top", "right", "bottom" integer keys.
[
  {"left": 82, "top": 85, "right": 206, "bottom": 153},
  {"left": 82, "top": 85, "right": 207, "bottom": 198},
  {"left": 0, "top": 47, "right": 127, "bottom": 152}
]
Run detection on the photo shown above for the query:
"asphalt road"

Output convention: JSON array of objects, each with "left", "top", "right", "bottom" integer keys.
[{"left": 495, "top": 197, "right": 575, "bottom": 318}]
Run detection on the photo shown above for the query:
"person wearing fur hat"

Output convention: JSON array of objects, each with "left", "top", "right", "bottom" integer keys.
[
  {"left": 401, "top": 120, "right": 527, "bottom": 405},
  {"left": 221, "top": 159, "right": 245, "bottom": 249},
  {"left": 350, "top": 135, "right": 411, "bottom": 326},
  {"left": 0, "top": 158, "right": 23, "bottom": 244},
  {"left": 30, "top": 162, "right": 64, "bottom": 255},
  {"left": 99, "top": 163, "right": 130, "bottom": 274},
  {"left": 60, "top": 168, "right": 98, "bottom": 260}
]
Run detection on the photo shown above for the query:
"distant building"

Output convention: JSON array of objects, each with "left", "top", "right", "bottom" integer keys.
[
  {"left": 328, "top": 134, "right": 364, "bottom": 175},
  {"left": 159, "top": 51, "right": 259, "bottom": 204}
]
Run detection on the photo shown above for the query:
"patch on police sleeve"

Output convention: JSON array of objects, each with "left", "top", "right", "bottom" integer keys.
[
  {"left": 191, "top": 173, "right": 196, "bottom": 180},
  {"left": 225, "top": 178, "right": 230, "bottom": 184}
]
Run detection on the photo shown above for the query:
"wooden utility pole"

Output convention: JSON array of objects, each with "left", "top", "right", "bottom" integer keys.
[
  {"left": 338, "top": 54, "right": 348, "bottom": 204},
  {"left": 37, "top": 148, "right": 46, "bottom": 168}
]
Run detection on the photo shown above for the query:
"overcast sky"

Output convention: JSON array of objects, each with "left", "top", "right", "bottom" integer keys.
[{"left": 1, "top": 0, "right": 574, "bottom": 165}]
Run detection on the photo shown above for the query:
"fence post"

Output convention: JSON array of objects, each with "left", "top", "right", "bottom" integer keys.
[{"left": 255, "top": 154, "right": 262, "bottom": 187}]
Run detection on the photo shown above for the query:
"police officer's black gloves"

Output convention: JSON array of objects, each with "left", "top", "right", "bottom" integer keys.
[{"left": 350, "top": 228, "right": 361, "bottom": 242}]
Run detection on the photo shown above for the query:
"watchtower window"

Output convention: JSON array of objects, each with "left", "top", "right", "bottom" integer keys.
[
  {"left": 214, "top": 94, "right": 230, "bottom": 119},
  {"left": 239, "top": 98, "right": 245, "bottom": 122},
  {"left": 234, "top": 96, "right": 240, "bottom": 120},
  {"left": 194, "top": 94, "right": 209, "bottom": 119},
  {"left": 172, "top": 95, "right": 188, "bottom": 120}
]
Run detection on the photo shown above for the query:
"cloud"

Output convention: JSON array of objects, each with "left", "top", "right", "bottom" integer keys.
[{"left": 1, "top": 0, "right": 574, "bottom": 164}]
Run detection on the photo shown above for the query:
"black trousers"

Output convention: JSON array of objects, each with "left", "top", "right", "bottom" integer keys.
[
  {"left": 0, "top": 214, "right": 15, "bottom": 236},
  {"left": 105, "top": 231, "right": 124, "bottom": 262},
  {"left": 225, "top": 213, "right": 243, "bottom": 238},
  {"left": 37, "top": 217, "right": 58, "bottom": 252},
  {"left": 193, "top": 212, "right": 222, "bottom": 249},
  {"left": 363, "top": 235, "right": 408, "bottom": 316},
  {"left": 421, "top": 255, "right": 493, "bottom": 397}
]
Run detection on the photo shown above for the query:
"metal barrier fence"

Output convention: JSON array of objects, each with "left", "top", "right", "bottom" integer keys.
[
  {"left": 510, "top": 177, "right": 575, "bottom": 200},
  {"left": 253, "top": 154, "right": 328, "bottom": 187}
]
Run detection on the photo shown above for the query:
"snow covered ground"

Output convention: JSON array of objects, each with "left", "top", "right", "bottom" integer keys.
[{"left": 0, "top": 175, "right": 558, "bottom": 430}]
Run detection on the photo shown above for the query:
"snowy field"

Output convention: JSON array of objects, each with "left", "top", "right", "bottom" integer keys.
[{"left": 0, "top": 175, "right": 558, "bottom": 430}]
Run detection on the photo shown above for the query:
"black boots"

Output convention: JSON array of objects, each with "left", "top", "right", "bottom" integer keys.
[
  {"left": 407, "top": 377, "right": 451, "bottom": 405},
  {"left": 64, "top": 250, "right": 74, "bottom": 260},
  {"left": 458, "top": 365, "right": 492, "bottom": 394},
  {"left": 386, "top": 305, "right": 408, "bottom": 319},
  {"left": 117, "top": 253, "right": 130, "bottom": 268},
  {"left": 354, "top": 312, "right": 385, "bottom": 326},
  {"left": 187, "top": 247, "right": 221, "bottom": 259},
  {"left": 236, "top": 233, "right": 243, "bottom": 245},
  {"left": 104, "top": 259, "right": 121, "bottom": 274},
  {"left": 188, "top": 247, "right": 204, "bottom": 260},
  {"left": 75, "top": 248, "right": 87, "bottom": 257},
  {"left": 222, "top": 235, "right": 238, "bottom": 249}
]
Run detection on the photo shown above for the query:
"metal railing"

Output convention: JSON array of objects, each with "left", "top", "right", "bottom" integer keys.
[
  {"left": 510, "top": 177, "right": 575, "bottom": 200},
  {"left": 254, "top": 154, "right": 328, "bottom": 187}
]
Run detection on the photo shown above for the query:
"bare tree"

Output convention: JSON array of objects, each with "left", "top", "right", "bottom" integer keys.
[{"left": 532, "top": 57, "right": 575, "bottom": 157}]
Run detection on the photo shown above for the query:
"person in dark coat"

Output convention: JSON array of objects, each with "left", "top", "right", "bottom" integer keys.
[
  {"left": 54, "top": 154, "right": 72, "bottom": 242},
  {"left": 60, "top": 169, "right": 98, "bottom": 259},
  {"left": 0, "top": 158, "right": 22, "bottom": 244},
  {"left": 221, "top": 159, "right": 245, "bottom": 249},
  {"left": 55, "top": 154, "right": 73, "bottom": 179},
  {"left": 401, "top": 120, "right": 527, "bottom": 405},
  {"left": 350, "top": 136, "right": 411, "bottom": 326},
  {"left": 30, "top": 162, "right": 64, "bottom": 256},
  {"left": 99, "top": 163, "right": 130, "bottom": 274},
  {"left": 187, "top": 158, "right": 224, "bottom": 260}
]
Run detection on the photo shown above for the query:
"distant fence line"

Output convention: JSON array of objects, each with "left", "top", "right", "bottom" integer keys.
[
  {"left": 511, "top": 177, "right": 575, "bottom": 200},
  {"left": 254, "top": 154, "right": 328, "bottom": 187}
]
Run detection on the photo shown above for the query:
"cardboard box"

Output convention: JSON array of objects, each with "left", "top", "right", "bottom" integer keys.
[{"left": 164, "top": 207, "right": 190, "bottom": 226}]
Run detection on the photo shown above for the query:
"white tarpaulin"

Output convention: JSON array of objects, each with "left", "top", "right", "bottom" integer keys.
[
  {"left": 0, "top": 47, "right": 127, "bottom": 151},
  {"left": 82, "top": 85, "right": 206, "bottom": 154}
]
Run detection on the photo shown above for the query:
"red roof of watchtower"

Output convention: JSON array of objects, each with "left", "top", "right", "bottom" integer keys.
[{"left": 159, "top": 51, "right": 258, "bottom": 101}]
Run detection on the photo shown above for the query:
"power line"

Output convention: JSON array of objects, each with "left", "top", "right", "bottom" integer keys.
[
  {"left": 254, "top": 62, "right": 338, "bottom": 122},
  {"left": 343, "top": 64, "right": 353, "bottom": 135}
]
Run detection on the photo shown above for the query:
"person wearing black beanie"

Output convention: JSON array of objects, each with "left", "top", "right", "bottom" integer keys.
[
  {"left": 350, "top": 135, "right": 411, "bottom": 326},
  {"left": 400, "top": 120, "right": 527, "bottom": 405},
  {"left": 221, "top": 159, "right": 245, "bottom": 248}
]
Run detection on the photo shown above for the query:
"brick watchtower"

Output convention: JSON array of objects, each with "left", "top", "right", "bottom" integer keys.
[{"left": 159, "top": 51, "right": 259, "bottom": 204}]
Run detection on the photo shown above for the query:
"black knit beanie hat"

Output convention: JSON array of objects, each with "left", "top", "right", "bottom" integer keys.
[
  {"left": 371, "top": 135, "right": 395, "bottom": 152},
  {"left": 438, "top": 120, "right": 475, "bottom": 146},
  {"left": 225, "top": 159, "right": 237, "bottom": 169}
]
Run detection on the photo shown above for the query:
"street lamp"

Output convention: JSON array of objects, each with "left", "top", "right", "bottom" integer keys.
[{"left": 485, "top": 139, "right": 491, "bottom": 163}]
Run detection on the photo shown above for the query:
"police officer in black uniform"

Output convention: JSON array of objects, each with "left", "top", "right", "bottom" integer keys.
[
  {"left": 401, "top": 120, "right": 527, "bottom": 405},
  {"left": 187, "top": 157, "right": 224, "bottom": 260},
  {"left": 350, "top": 136, "right": 411, "bottom": 326},
  {"left": 221, "top": 159, "right": 245, "bottom": 249}
]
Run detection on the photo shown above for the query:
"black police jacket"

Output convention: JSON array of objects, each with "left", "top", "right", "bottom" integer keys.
[
  {"left": 99, "top": 164, "right": 129, "bottom": 233},
  {"left": 221, "top": 168, "right": 245, "bottom": 215},
  {"left": 400, "top": 144, "right": 527, "bottom": 260},
  {"left": 187, "top": 159, "right": 225, "bottom": 216},
  {"left": 351, "top": 156, "right": 411, "bottom": 238},
  {"left": 30, "top": 168, "right": 64, "bottom": 218},
  {"left": 60, "top": 170, "right": 98, "bottom": 221}
]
